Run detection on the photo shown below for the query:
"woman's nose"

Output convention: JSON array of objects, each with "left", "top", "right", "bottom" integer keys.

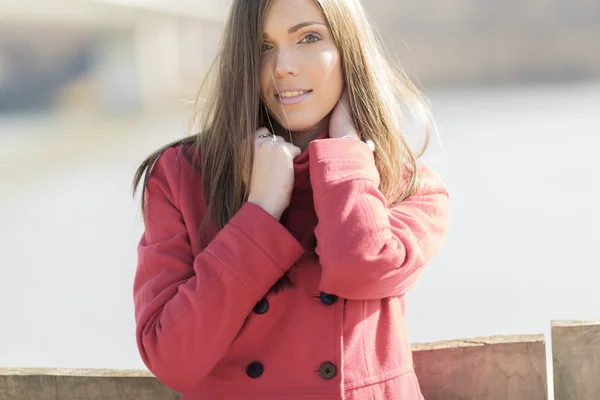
[{"left": 273, "top": 49, "right": 299, "bottom": 78}]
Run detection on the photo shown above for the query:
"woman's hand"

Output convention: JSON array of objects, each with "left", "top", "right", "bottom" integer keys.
[
  {"left": 247, "top": 128, "right": 302, "bottom": 220},
  {"left": 329, "top": 90, "right": 359, "bottom": 139}
]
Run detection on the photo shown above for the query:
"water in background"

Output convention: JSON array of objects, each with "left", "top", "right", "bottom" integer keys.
[{"left": 1, "top": 82, "right": 598, "bottom": 370}]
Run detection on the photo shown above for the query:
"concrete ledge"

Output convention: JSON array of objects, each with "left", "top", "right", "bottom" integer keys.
[
  {"left": 0, "top": 369, "right": 179, "bottom": 400},
  {"left": 412, "top": 334, "right": 548, "bottom": 400},
  {"left": 552, "top": 320, "right": 600, "bottom": 400},
  {"left": 0, "top": 334, "right": 552, "bottom": 399}
]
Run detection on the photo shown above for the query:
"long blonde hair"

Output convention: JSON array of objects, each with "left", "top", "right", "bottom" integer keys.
[{"left": 133, "top": 0, "right": 431, "bottom": 245}]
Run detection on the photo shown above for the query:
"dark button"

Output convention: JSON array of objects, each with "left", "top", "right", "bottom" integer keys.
[
  {"left": 253, "top": 298, "right": 269, "bottom": 314},
  {"left": 319, "top": 362, "right": 337, "bottom": 380},
  {"left": 246, "top": 361, "right": 264, "bottom": 379},
  {"left": 320, "top": 292, "right": 338, "bottom": 305}
]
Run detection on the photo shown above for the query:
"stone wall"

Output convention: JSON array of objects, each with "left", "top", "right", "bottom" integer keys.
[
  {"left": 0, "top": 369, "right": 178, "bottom": 400},
  {"left": 413, "top": 334, "right": 547, "bottom": 399},
  {"left": 1, "top": 320, "right": 598, "bottom": 400},
  {"left": 552, "top": 320, "right": 600, "bottom": 399}
]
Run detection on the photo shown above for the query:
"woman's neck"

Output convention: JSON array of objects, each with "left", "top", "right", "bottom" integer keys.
[{"left": 273, "top": 118, "right": 329, "bottom": 152}]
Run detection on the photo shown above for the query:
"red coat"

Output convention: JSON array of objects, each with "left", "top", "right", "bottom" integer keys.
[{"left": 133, "top": 132, "right": 450, "bottom": 399}]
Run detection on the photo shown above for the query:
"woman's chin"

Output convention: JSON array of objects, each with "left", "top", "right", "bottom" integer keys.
[{"left": 277, "top": 119, "right": 326, "bottom": 135}]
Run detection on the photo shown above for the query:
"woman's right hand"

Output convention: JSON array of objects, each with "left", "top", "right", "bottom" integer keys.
[{"left": 247, "top": 128, "right": 302, "bottom": 220}]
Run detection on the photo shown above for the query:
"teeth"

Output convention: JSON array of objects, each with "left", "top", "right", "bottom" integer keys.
[{"left": 278, "top": 91, "right": 306, "bottom": 98}]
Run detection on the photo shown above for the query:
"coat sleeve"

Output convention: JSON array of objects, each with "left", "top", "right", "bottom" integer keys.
[
  {"left": 308, "top": 138, "right": 450, "bottom": 300},
  {"left": 133, "top": 147, "right": 305, "bottom": 392}
]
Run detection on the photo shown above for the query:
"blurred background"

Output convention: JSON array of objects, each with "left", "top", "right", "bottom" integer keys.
[{"left": 0, "top": 0, "right": 598, "bottom": 385}]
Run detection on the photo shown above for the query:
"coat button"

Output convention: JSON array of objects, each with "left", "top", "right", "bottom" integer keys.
[
  {"left": 320, "top": 292, "right": 338, "bottom": 305},
  {"left": 253, "top": 298, "right": 269, "bottom": 314},
  {"left": 319, "top": 362, "right": 337, "bottom": 380},
  {"left": 246, "top": 361, "right": 264, "bottom": 379}
]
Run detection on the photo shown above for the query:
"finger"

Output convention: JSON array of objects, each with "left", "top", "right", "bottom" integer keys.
[
  {"left": 280, "top": 145, "right": 294, "bottom": 159},
  {"left": 255, "top": 129, "right": 274, "bottom": 142},
  {"left": 282, "top": 143, "right": 302, "bottom": 157},
  {"left": 257, "top": 135, "right": 281, "bottom": 146},
  {"left": 255, "top": 127, "right": 271, "bottom": 137}
]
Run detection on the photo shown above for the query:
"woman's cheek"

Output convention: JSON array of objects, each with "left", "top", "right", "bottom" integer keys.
[{"left": 319, "top": 50, "right": 339, "bottom": 79}]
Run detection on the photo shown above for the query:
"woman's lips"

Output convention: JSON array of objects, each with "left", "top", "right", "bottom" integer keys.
[{"left": 275, "top": 90, "right": 313, "bottom": 105}]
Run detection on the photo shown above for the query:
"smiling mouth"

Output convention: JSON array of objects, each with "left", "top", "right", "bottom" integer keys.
[{"left": 275, "top": 90, "right": 313, "bottom": 99}]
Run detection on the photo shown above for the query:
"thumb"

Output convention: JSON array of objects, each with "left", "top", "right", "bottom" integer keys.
[{"left": 286, "top": 144, "right": 302, "bottom": 158}]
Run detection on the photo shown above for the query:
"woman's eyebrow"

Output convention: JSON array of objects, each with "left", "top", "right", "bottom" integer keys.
[
  {"left": 288, "top": 21, "right": 327, "bottom": 34},
  {"left": 263, "top": 21, "right": 327, "bottom": 39}
]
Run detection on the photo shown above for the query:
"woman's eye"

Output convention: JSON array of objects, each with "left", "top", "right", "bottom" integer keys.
[
  {"left": 262, "top": 43, "right": 273, "bottom": 51},
  {"left": 300, "top": 33, "right": 321, "bottom": 44}
]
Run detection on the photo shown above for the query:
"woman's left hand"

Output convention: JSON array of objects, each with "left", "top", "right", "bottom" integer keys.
[{"left": 329, "top": 90, "right": 359, "bottom": 139}]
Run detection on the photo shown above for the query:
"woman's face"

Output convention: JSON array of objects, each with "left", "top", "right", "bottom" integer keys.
[{"left": 260, "top": 0, "right": 344, "bottom": 134}]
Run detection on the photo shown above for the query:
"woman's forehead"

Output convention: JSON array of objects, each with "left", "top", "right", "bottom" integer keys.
[{"left": 264, "top": 0, "right": 326, "bottom": 28}]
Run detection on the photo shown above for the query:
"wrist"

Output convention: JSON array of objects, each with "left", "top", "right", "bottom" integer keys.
[{"left": 247, "top": 199, "right": 282, "bottom": 220}]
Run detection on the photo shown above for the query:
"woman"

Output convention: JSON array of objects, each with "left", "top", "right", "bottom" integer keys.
[{"left": 132, "top": 0, "right": 450, "bottom": 398}]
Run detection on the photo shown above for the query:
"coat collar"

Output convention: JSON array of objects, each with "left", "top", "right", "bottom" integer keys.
[{"left": 293, "top": 130, "right": 328, "bottom": 190}]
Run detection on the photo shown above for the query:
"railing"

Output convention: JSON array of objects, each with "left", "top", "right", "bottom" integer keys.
[{"left": 1, "top": 320, "right": 598, "bottom": 399}]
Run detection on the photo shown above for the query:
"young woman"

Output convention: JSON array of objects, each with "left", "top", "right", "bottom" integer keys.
[{"left": 132, "top": 0, "right": 450, "bottom": 398}]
